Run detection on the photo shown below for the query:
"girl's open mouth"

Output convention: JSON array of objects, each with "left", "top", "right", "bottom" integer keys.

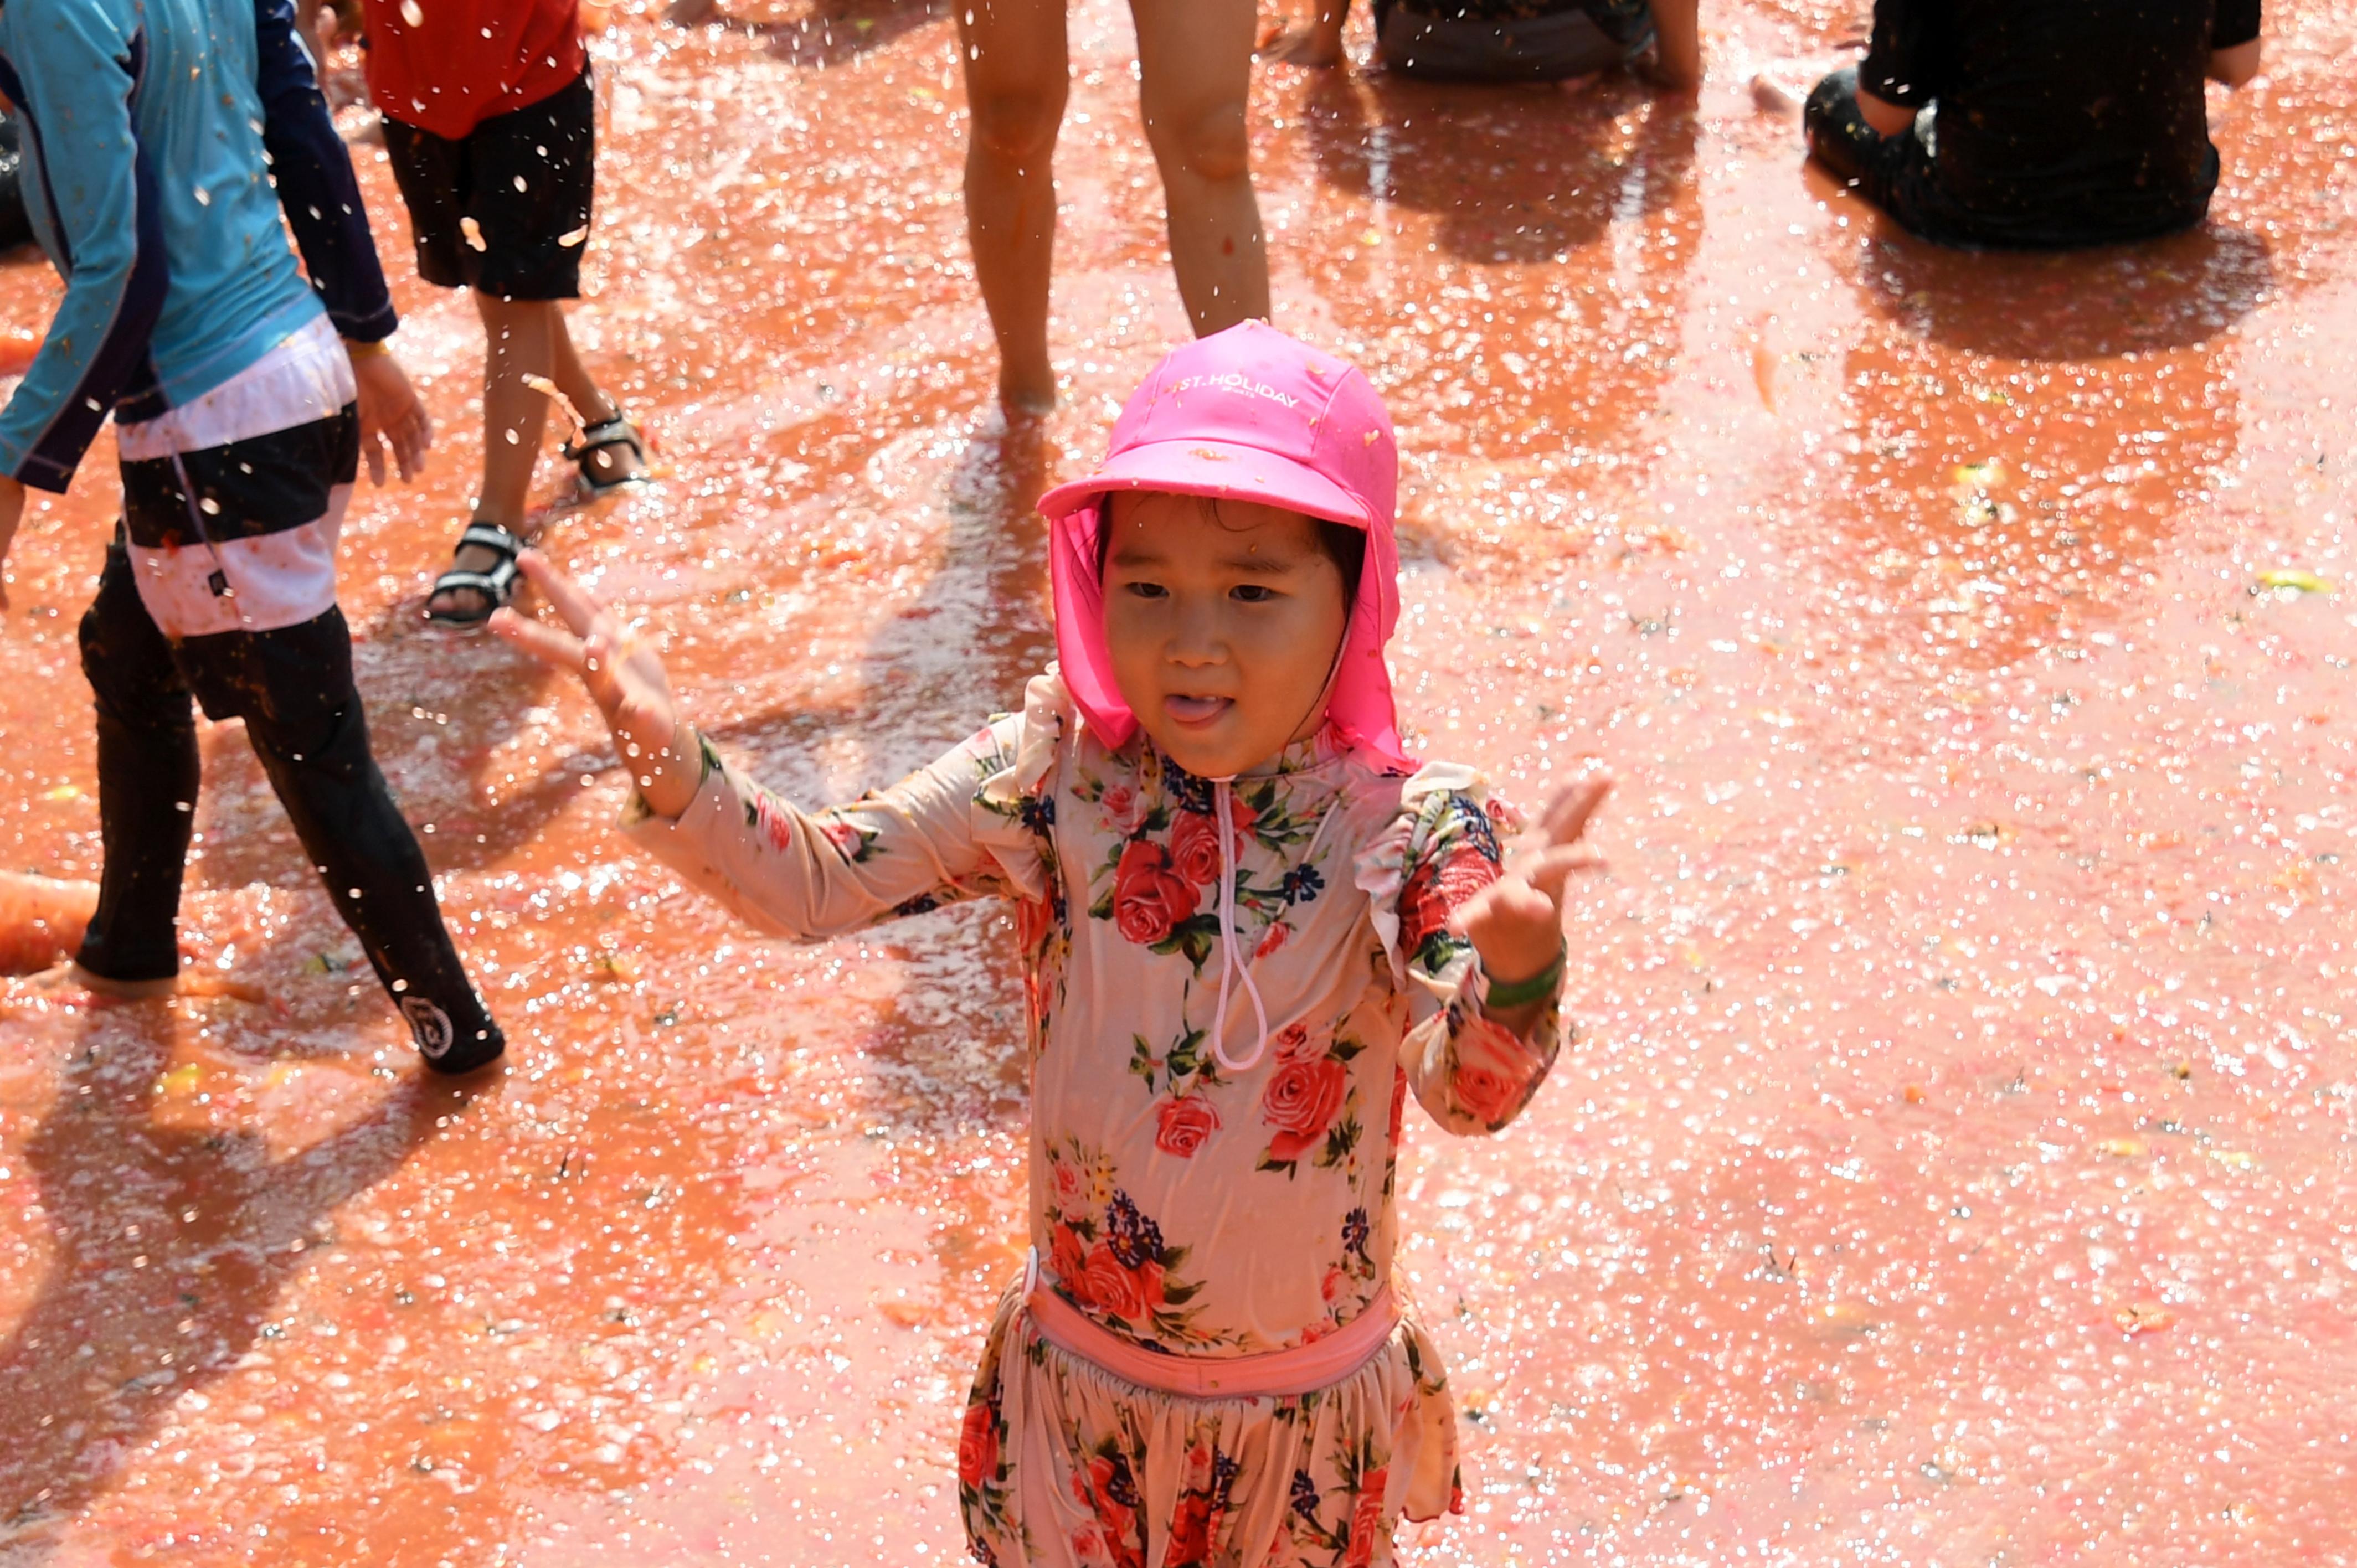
[{"left": 1164, "top": 694, "right": 1234, "bottom": 726}]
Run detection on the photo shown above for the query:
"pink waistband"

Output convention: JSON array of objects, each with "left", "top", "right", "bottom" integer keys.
[{"left": 1024, "top": 1279, "right": 1401, "bottom": 1400}]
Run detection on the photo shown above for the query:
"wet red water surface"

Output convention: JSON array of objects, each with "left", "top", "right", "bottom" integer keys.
[{"left": 3, "top": 2, "right": 2354, "bottom": 1562}]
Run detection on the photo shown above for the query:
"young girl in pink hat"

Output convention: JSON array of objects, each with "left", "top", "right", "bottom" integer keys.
[{"left": 495, "top": 321, "right": 1608, "bottom": 1567}]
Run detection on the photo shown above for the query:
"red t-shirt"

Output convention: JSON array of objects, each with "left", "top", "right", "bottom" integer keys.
[{"left": 363, "top": 0, "right": 586, "bottom": 142}]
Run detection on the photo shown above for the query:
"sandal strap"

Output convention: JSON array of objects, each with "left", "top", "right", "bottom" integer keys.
[
  {"left": 440, "top": 563, "right": 523, "bottom": 594},
  {"left": 434, "top": 565, "right": 519, "bottom": 597},
  {"left": 459, "top": 521, "right": 529, "bottom": 558},
  {"left": 426, "top": 535, "right": 525, "bottom": 625},
  {"left": 564, "top": 415, "right": 644, "bottom": 463},
  {"left": 424, "top": 574, "right": 518, "bottom": 627}
]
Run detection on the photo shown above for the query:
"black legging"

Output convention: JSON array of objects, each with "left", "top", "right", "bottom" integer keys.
[
  {"left": 76, "top": 539, "right": 503, "bottom": 1072},
  {"left": 0, "top": 110, "right": 30, "bottom": 253},
  {"left": 1803, "top": 66, "right": 1968, "bottom": 245}
]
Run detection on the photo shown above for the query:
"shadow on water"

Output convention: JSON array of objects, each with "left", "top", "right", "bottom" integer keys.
[
  {"left": 662, "top": 423, "right": 1049, "bottom": 1244},
  {"left": 0, "top": 1006, "right": 487, "bottom": 1556},
  {"left": 833, "top": 415, "right": 1053, "bottom": 1311},
  {"left": 723, "top": 411, "right": 1055, "bottom": 784},
  {"left": 1848, "top": 221, "right": 2274, "bottom": 359},
  {"left": 188, "top": 629, "right": 572, "bottom": 892},
  {"left": 1301, "top": 69, "right": 1697, "bottom": 262},
  {"left": 1288, "top": 68, "right": 1701, "bottom": 501},
  {"left": 1824, "top": 225, "right": 2265, "bottom": 667},
  {"left": 915, "top": 415, "right": 1057, "bottom": 699}
]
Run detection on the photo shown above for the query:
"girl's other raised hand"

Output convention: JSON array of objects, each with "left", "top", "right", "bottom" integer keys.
[
  {"left": 1452, "top": 777, "right": 1611, "bottom": 1023},
  {"left": 490, "top": 551, "right": 702, "bottom": 819}
]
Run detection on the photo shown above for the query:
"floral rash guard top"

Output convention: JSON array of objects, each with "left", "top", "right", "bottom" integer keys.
[{"left": 625, "top": 670, "right": 1562, "bottom": 1547}]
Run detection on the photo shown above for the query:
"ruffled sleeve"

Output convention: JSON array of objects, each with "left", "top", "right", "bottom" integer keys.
[
  {"left": 622, "top": 672, "right": 1069, "bottom": 939},
  {"left": 1353, "top": 765, "right": 1563, "bottom": 1136}
]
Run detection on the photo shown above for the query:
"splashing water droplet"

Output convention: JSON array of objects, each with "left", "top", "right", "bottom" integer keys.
[
  {"left": 558, "top": 226, "right": 589, "bottom": 248},
  {"left": 400, "top": 0, "right": 424, "bottom": 25},
  {"left": 521, "top": 374, "right": 591, "bottom": 429},
  {"left": 461, "top": 215, "right": 487, "bottom": 252}
]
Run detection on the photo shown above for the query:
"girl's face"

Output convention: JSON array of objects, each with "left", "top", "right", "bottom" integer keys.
[{"left": 1099, "top": 491, "right": 1352, "bottom": 779}]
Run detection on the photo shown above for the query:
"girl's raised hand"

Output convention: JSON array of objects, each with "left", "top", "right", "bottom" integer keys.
[
  {"left": 490, "top": 551, "right": 701, "bottom": 819},
  {"left": 1452, "top": 777, "right": 1611, "bottom": 1011}
]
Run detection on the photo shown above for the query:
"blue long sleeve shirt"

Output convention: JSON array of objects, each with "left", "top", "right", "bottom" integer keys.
[{"left": 0, "top": 0, "right": 396, "bottom": 493}]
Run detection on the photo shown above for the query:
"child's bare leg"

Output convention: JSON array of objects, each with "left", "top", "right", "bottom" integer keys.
[
  {"left": 426, "top": 293, "right": 555, "bottom": 620},
  {"left": 1134, "top": 0, "right": 1269, "bottom": 336},
  {"left": 474, "top": 293, "right": 556, "bottom": 527},
  {"left": 959, "top": 0, "right": 1069, "bottom": 415},
  {"left": 548, "top": 307, "right": 645, "bottom": 486}
]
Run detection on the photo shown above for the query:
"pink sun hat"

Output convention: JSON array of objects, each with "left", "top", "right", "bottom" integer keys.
[{"left": 1039, "top": 321, "right": 1411, "bottom": 771}]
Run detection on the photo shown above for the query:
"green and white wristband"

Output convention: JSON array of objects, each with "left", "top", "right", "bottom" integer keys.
[{"left": 1480, "top": 943, "right": 1566, "bottom": 1010}]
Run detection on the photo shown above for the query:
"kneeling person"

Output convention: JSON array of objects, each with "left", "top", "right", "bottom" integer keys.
[
  {"left": 1805, "top": 0, "right": 2262, "bottom": 248},
  {"left": 1272, "top": 0, "right": 1698, "bottom": 89}
]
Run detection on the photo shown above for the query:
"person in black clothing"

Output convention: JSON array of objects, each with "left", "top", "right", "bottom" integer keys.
[
  {"left": 1804, "top": 0, "right": 2263, "bottom": 249},
  {"left": 1266, "top": 0, "right": 1699, "bottom": 89}
]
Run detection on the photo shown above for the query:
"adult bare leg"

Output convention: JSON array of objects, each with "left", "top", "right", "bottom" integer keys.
[
  {"left": 959, "top": 0, "right": 1070, "bottom": 415},
  {"left": 1133, "top": 0, "right": 1269, "bottom": 336},
  {"left": 1647, "top": 0, "right": 1703, "bottom": 91}
]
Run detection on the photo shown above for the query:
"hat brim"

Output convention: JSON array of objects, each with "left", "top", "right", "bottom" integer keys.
[{"left": 1037, "top": 438, "right": 1371, "bottom": 530}]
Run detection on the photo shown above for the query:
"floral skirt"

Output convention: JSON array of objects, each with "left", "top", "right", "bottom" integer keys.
[{"left": 958, "top": 1286, "right": 1462, "bottom": 1568}]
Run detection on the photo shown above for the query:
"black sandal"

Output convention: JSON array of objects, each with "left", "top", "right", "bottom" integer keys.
[
  {"left": 564, "top": 413, "right": 650, "bottom": 498},
  {"left": 423, "top": 521, "right": 528, "bottom": 628}
]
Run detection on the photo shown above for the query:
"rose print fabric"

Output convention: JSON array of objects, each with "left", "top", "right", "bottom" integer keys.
[
  {"left": 625, "top": 671, "right": 1563, "bottom": 1566},
  {"left": 959, "top": 1283, "right": 1455, "bottom": 1567}
]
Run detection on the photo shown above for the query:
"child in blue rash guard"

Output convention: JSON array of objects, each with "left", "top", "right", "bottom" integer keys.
[{"left": 0, "top": 0, "right": 504, "bottom": 1072}]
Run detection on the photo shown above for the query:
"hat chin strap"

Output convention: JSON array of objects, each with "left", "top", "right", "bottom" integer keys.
[
  {"left": 1206, "top": 777, "right": 1273, "bottom": 1075},
  {"left": 1205, "top": 606, "right": 1359, "bottom": 1077}
]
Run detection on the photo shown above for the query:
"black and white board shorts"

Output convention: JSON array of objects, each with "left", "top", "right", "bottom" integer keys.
[{"left": 114, "top": 314, "right": 358, "bottom": 641}]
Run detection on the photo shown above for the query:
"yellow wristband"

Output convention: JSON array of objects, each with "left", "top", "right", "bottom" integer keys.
[{"left": 344, "top": 337, "right": 392, "bottom": 359}]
